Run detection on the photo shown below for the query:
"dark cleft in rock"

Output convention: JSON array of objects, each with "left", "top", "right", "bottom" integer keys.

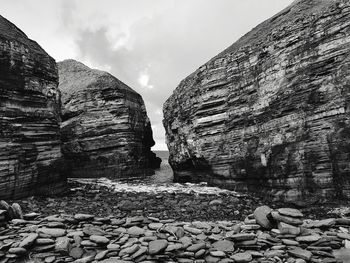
[
  {"left": 58, "top": 59, "right": 161, "bottom": 178},
  {"left": 0, "top": 15, "right": 66, "bottom": 199},
  {"left": 163, "top": 0, "right": 350, "bottom": 203}
]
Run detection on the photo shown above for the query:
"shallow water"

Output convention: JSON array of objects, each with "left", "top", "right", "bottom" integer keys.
[
  {"left": 70, "top": 156, "right": 242, "bottom": 196},
  {"left": 145, "top": 157, "right": 174, "bottom": 184}
]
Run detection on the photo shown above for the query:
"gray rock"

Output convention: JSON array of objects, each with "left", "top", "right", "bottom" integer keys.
[
  {"left": 288, "top": 248, "right": 312, "bottom": 261},
  {"left": 19, "top": 233, "right": 38, "bottom": 248},
  {"left": 277, "top": 208, "right": 303, "bottom": 218},
  {"left": 148, "top": 239, "right": 168, "bottom": 255},
  {"left": 230, "top": 252, "right": 253, "bottom": 262},
  {"left": 37, "top": 228, "right": 66, "bottom": 238},
  {"left": 89, "top": 235, "right": 110, "bottom": 245},
  {"left": 212, "top": 240, "right": 234, "bottom": 252},
  {"left": 254, "top": 206, "right": 273, "bottom": 229}
]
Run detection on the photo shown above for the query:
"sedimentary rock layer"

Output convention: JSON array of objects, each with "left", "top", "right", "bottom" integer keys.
[
  {"left": 163, "top": 0, "right": 350, "bottom": 202},
  {"left": 0, "top": 15, "right": 66, "bottom": 199},
  {"left": 58, "top": 60, "right": 160, "bottom": 178}
]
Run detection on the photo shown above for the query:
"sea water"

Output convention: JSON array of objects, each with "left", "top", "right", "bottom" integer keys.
[{"left": 70, "top": 151, "right": 242, "bottom": 196}]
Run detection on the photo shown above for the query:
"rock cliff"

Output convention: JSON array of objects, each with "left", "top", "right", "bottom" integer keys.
[
  {"left": 58, "top": 60, "right": 161, "bottom": 178},
  {"left": 163, "top": 0, "right": 350, "bottom": 203},
  {"left": 0, "top": 15, "right": 66, "bottom": 199}
]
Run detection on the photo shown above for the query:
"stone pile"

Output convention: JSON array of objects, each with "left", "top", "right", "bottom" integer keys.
[
  {"left": 0, "top": 205, "right": 349, "bottom": 262},
  {"left": 0, "top": 201, "right": 23, "bottom": 225}
]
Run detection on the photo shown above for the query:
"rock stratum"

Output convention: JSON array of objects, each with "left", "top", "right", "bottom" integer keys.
[
  {"left": 0, "top": 15, "right": 66, "bottom": 199},
  {"left": 164, "top": 0, "right": 350, "bottom": 202},
  {"left": 58, "top": 60, "right": 161, "bottom": 179}
]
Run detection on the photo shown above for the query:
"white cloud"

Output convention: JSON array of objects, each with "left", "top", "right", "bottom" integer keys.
[{"left": 138, "top": 71, "right": 154, "bottom": 89}]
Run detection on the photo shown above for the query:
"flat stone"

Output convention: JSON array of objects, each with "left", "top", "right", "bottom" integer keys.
[
  {"left": 148, "top": 239, "right": 168, "bottom": 255},
  {"left": 166, "top": 243, "right": 183, "bottom": 252},
  {"left": 307, "top": 218, "right": 336, "bottom": 228},
  {"left": 70, "top": 246, "right": 84, "bottom": 259},
  {"left": 296, "top": 234, "right": 321, "bottom": 242},
  {"left": 45, "top": 256, "right": 56, "bottom": 263},
  {"left": 131, "top": 246, "right": 147, "bottom": 259},
  {"left": 277, "top": 208, "right": 303, "bottom": 218},
  {"left": 119, "top": 244, "right": 139, "bottom": 256},
  {"left": 148, "top": 223, "right": 163, "bottom": 230},
  {"left": 231, "top": 252, "right": 253, "bottom": 262},
  {"left": 192, "top": 221, "right": 211, "bottom": 229},
  {"left": 19, "top": 233, "right": 38, "bottom": 248},
  {"left": 254, "top": 206, "right": 273, "bottom": 229},
  {"left": 210, "top": 251, "right": 226, "bottom": 257},
  {"left": 205, "top": 255, "right": 221, "bottom": 263},
  {"left": 67, "top": 231, "right": 84, "bottom": 237},
  {"left": 90, "top": 235, "right": 110, "bottom": 244},
  {"left": 127, "top": 226, "right": 145, "bottom": 236},
  {"left": 83, "top": 226, "right": 105, "bottom": 236},
  {"left": 81, "top": 240, "right": 98, "bottom": 247},
  {"left": 107, "top": 244, "right": 120, "bottom": 251},
  {"left": 38, "top": 228, "right": 66, "bottom": 237},
  {"left": 264, "top": 250, "right": 285, "bottom": 258},
  {"left": 278, "top": 222, "right": 300, "bottom": 235},
  {"left": 212, "top": 240, "right": 234, "bottom": 252},
  {"left": 288, "top": 248, "right": 312, "bottom": 261},
  {"left": 184, "top": 225, "right": 203, "bottom": 235},
  {"left": 187, "top": 242, "right": 206, "bottom": 252},
  {"left": 270, "top": 211, "right": 303, "bottom": 225},
  {"left": 95, "top": 250, "right": 108, "bottom": 260},
  {"left": 195, "top": 249, "right": 206, "bottom": 258}
]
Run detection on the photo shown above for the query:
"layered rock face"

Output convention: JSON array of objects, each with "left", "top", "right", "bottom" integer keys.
[
  {"left": 58, "top": 60, "right": 161, "bottom": 178},
  {"left": 0, "top": 16, "right": 66, "bottom": 199},
  {"left": 164, "top": 0, "right": 350, "bottom": 202}
]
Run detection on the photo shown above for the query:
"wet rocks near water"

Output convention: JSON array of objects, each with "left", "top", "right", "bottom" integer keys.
[{"left": 0, "top": 203, "right": 349, "bottom": 262}]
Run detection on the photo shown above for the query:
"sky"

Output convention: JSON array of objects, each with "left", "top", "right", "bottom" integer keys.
[{"left": 2, "top": 0, "right": 294, "bottom": 150}]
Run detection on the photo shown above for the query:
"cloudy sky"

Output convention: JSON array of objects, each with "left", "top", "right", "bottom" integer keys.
[{"left": 2, "top": 0, "right": 293, "bottom": 150}]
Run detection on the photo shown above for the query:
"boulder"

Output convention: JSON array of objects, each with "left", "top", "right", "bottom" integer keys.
[
  {"left": 0, "top": 15, "right": 66, "bottom": 199},
  {"left": 163, "top": 0, "right": 350, "bottom": 202},
  {"left": 58, "top": 60, "right": 161, "bottom": 178}
]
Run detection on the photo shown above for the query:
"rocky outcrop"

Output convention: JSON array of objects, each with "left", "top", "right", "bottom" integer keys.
[
  {"left": 0, "top": 15, "right": 66, "bottom": 199},
  {"left": 163, "top": 0, "right": 350, "bottom": 203},
  {"left": 58, "top": 60, "right": 161, "bottom": 179}
]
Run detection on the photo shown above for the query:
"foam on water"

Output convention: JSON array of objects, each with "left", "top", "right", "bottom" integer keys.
[{"left": 69, "top": 177, "right": 242, "bottom": 196}]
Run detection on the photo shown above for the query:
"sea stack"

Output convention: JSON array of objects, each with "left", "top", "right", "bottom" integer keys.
[
  {"left": 58, "top": 60, "right": 161, "bottom": 178},
  {"left": 163, "top": 0, "right": 350, "bottom": 202},
  {"left": 0, "top": 15, "right": 66, "bottom": 199}
]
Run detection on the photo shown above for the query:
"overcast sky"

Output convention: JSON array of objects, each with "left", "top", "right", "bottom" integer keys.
[{"left": 2, "top": 0, "right": 294, "bottom": 150}]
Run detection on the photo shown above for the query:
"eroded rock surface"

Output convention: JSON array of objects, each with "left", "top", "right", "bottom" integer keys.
[
  {"left": 163, "top": 0, "right": 350, "bottom": 202},
  {"left": 0, "top": 15, "right": 66, "bottom": 199},
  {"left": 58, "top": 60, "right": 161, "bottom": 178}
]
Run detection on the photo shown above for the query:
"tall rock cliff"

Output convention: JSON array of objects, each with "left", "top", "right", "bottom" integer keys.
[
  {"left": 0, "top": 16, "right": 66, "bottom": 199},
  {"left": 58, "top": 60, "right": 161, "bottom": 178},
  {"left": 164, "top": 0, "right": 350, "bottom": 203}
]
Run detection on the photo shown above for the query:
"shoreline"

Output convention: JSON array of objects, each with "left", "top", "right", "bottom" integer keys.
[{"left": 0, "top": 180, "right": 349, "bottom": 262}]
